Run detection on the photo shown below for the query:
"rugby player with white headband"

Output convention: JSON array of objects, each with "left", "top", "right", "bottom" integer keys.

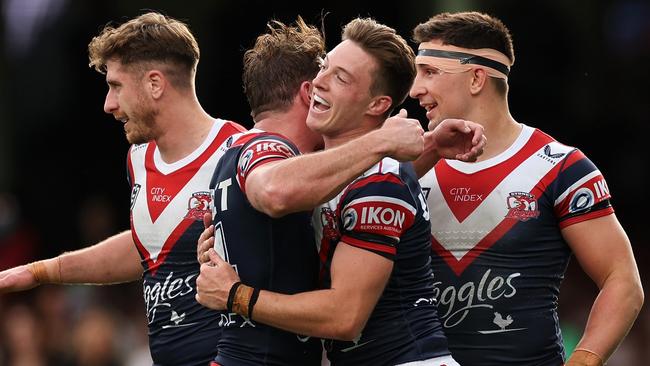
[{"left": 411, "top": 11, "right": 643, "bottom": 366}]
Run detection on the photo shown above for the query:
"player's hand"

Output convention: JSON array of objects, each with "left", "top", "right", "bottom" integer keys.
[
  {"left": 378, "top": 109, "right": 424, "bottom": 161},
  {"left": 197, "top": 213, "right": 215, "bottom": 264},
  {"left": 195, "top": 249, "right": 240, "bottom": 310},
  {"left": 427, "top": 119, "right": 486, "bottom": 162},
  {"left": 0, "top": 264, "right": 40, "bottom": 294}
]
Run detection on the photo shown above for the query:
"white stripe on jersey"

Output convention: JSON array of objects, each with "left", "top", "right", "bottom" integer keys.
[{"left": 553, "top": 169, "right": 602, "bottom": 207}]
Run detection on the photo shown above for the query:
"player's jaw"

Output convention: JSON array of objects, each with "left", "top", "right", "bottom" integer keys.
[{"left": 116, "top": 106, "right": 158, "bottom": 145}]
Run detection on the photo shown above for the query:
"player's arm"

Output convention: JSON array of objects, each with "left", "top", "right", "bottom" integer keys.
[
  {"left": 245, "top": 110, "right": 423, "bottom": 218},
  {"left": 0, "top": 230, "right": 143, "bottom": 294},
  {"left": 412, "top": 118, "right": 486, "bottom": 178},
  {"left": 197, "top": 242, "right": 391, "bottom": 340},
  {"left": 563, "top": 214, "right": 643, "bottom": 365}
]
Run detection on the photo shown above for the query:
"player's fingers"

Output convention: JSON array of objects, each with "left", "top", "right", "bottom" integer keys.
[
  {"left": 208, "top": 248, "right": 227, "bottom": 265},
  {"left": 202, "top": 212, "right": 212, "bottom": 230},
  {"left": 198, "top": 237, "right": 214, "bottom": 264},
  {"left": 396, "top": 108, "right": 408, "bottom": 118},
  {"left": 198, "top": 225, "right": 214, "bottom": 245}
]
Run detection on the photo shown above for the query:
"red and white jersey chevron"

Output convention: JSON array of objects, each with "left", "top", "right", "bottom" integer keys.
[
  {"left": 419, "top": 125, "right": 614, "bottom": 366},
  {"left": 126, "top": 118, "right": 245, "bottom": 366}
]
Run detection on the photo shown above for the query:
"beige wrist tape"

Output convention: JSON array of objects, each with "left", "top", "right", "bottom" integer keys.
[
  {"left": 29, "top": 257, "right": 62, "bottom": 284},
  {"left": 567, "top": 348, "right": 604, "bottom": 366},
  {"left": 232, "top": 284, "right": 254, "bottom": 317}
]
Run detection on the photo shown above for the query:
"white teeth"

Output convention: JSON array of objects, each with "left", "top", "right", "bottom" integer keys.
[{"left": 313, "top": 94, "right": 330, "bottom": 107}]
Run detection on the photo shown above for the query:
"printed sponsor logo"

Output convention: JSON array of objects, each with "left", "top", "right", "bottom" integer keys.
[
  {"left": 569, "top": 187, "right": 595, "bottom": 213},
  {"left": 449, "top": 187, "right": 484, "bottom": 202},
  {"left": 150, "top": 187, "right": 172, "bottom": 203},
  {"left": 342, "top": 207, "right": 357, "bottom": 231},
  {"left": 239, "top": 149, "right": 254, "bottom": 174},
  {"left": 185, "top": 191, "right": 212, "bottom": 220},
  {"left": 143, "top": 271, "right": 196, "bottom": 325},
  {"left": 255, "top": 141, "right": 293, "bottom": 155},
  {"left": 505, "top": 192, "right": 540, "bottom": 221},
  {"left": 218, "top": 312, "right": 256, "bottom": 328},
  {"left": 130, "top": 184, "right": 141, "bottom": 209},
  {"left": 432, "top": 269, "right": 520, "bottom": 329},
  {"left": 536, "top": 144, "right": 566, "bottom": 164}
]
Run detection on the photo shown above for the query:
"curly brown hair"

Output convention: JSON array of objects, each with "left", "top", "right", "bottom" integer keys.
[
  {"left": 243, "top": 16, "right": 325, "bottom": 119},
  {"left": 88, "top": 12, "right": 200, "bottom": 89}
]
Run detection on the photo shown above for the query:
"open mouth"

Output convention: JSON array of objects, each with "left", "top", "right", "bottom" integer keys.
[{"left": 312, "top": 94, "right": 331, "bottom": 112}]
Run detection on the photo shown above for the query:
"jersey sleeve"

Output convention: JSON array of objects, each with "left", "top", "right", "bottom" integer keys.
[
  {"left": 552, "top": 149, "right": 614, "bottom": 228},
  {"left": 235, "top": 134, "right": 300, "bottom": 195},
  {"left": 337, "top": 173, "right": 418, "bottom": 260}
]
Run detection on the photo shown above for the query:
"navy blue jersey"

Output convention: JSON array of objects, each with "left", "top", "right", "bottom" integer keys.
[
  {"left": 127, "top": 119, "right": 245, "bottom": 365},
  {"left": 313, "top": 158, "right": 450, "bottom": 366},
  {"left": 419, "top": 125, "right": 614, "bottom": 365},
  {"left": 209, "top": 130, "right": 322, "bottom": 366}
]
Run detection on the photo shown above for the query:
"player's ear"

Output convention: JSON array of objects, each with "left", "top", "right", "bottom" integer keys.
[
  {"left": 366, "top": 95, "right": 392, "bottom": 117},
  {"left": 469, "top": 68, "right": 487, "bottom": 95},
  {"left": 299, "top": 81, "right": 312, "bottom": 108},
  {"left": 146, "top": 70, "right": 166, "bottom": 99}
]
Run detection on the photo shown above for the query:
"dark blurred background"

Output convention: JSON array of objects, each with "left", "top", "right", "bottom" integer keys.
[{"left": 0, "top": 0, "right": 647, "bottom": 365}]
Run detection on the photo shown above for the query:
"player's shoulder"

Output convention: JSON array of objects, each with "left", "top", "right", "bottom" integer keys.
[{"left": 529, "top": 126, "right": 577, "bottom": 154}]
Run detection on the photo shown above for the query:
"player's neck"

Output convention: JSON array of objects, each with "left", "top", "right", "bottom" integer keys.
[
  {"left": 154, "top": 96, "right": 215, "bottom": 164},
  {"left": 471, "top": 99, "right": 521, "bottom": 162},
  {"left": 254, "top": 105, "right": 318, "bottom": 153}
]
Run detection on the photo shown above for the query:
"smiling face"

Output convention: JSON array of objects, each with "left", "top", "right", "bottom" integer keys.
[
  {"left": 103, "top": 59, "right": 159, "bottom": 144},
  {"left": 409, "top": 39, "right": 474, "bottom": 130},
  {"left": 306, "top": 40, "right": 380, "bottom": 139}
]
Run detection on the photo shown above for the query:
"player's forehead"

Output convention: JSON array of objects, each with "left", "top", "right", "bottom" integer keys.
[
  {"left": 326, "top": 40, "right": 376, "bottom": 79},
  {"left": 105, "top": 59, "right": 136, "bottom": 83}
]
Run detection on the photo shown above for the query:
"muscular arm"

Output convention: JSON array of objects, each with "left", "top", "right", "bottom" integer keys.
[
  {"left": 197, "top": 243, "right": 392, "bottom": 340},
  {"left": 563, "top": 214, "right": 644, "bottom": 364},
  {"left": 0, "top": 230, "right": 143, "bottom": 293},
  {"left": 245, "top": 112, "right": 423, "bottom": 218}
]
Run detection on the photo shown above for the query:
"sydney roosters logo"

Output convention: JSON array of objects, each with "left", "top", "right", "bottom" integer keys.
[
  {"left": 505, "top": 192, "right": 539, "bottom": 221},
  {"left": 185, "top": 191, "right": 212, "bottom": 220},
  {"left": 320, "top": 207, "right": 340, "bottom": 240}
]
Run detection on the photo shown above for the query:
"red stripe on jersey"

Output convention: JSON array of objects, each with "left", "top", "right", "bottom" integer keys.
[
  {"left": 341, "top": 235, "right": 397, "bottom": 256},
  {"left": 236, "top": 135, "right": 297, "bottom": 195},
  {"left": 559, "top": 207, "right": 614, "bottom": 229},
  {"left": 434, "top": 153, "right": 566, "bottom": 275},
  {"left": 560, "top": 149, "right": 586, "bottom": 171},
  {"left": 347, "top": 173, "right": 404, "bottom": 192},
  {"left": 145, "top": 122, "right": 242, "bottom": 222},
  {"left": 435, "top": 131, "right": 550, "bottom": 223},
  {"left": 131, "top": 213, "right": 195, "bottom": 276}
]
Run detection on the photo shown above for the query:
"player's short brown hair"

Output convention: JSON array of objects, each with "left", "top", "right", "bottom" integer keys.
[
  {"left": 88, "top": 12, "right": 200, "bottom": 89},
  {"left": 342, "top": 18, "right": 416, "bottom": 117},
  {"left": 413, "top": 12, "right": 514, "bottom": 95},
  {"left": 243, "top": 17, "right": 325, "bottom": 119}
]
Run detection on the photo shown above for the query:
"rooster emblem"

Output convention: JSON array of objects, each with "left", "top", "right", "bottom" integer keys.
[
  {"left": 170, "top": 310, "right": 186, "bottom": 326},
  {"left": 493, "top": 312, "right": 513, "bottom": 330}
]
